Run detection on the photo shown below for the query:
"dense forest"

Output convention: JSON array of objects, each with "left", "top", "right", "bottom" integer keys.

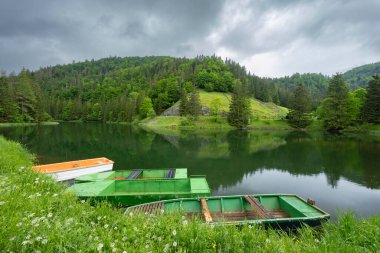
[{"left": 0, "top": 56, "right": 379, "bottom": 129}]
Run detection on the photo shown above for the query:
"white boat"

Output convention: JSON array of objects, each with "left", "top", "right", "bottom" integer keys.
[{"left": 32, "top": 157, "right": 114, "bottom": 182}]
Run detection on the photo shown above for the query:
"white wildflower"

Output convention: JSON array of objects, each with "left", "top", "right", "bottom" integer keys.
[
  {"left": 26, "top": 235, "right": 31, "bottom": 239},
  {"left": 173, "top": 241, "right": 177, "bottom": 247},
  {"left": 42, "top": 239, "right": 48, "bottom": 244},
  {"left": 97, "top": 243, "right": 103, "bottom": 251},
  {"left": 81, "top": 200, "right": 85, "bottom": 204},
  {"left": 122, "top": 236, "right": 127, "bottom": 242},
  {"left": 113, "top": 226, "right": 118, "bottom": 230},
  {"left": 182, "top": 220, "right": 188, "bottom": 226},
  {"left": 53, "top": 194, "right": 58, "bottom": 197},
  {"left": 91, "top": 221, "right": 95, "bottom": 226},
  {"left": 315, "top": 238, "right": 320, "bottom": 243},
  {"left": 172, "top": 230, "right": 177, "bottom": 236},
  {"left": 36, "top": 193, "right": 41, "bottom": 197},
  {"left": 158, "top": 237, "right": 162, "bottom": 242},
  {"left": 110, "top": 242, "right": 115, "bottom": 248},
  {"left": 22, "top": 240, "right": 30, "bottom": 245},
  {"left": 129, "top": 212, "right": 133, "bottom": 216},
  {"left": 97, "top": 216, "right": 101, "bottom": 220},
  {"left": 28, "top": 213, "right": 35, "bottom": 218},
  {"left": 47, "top": 213, "right": 53, "bottom": 218},
  {"left": 145, "top": 244, "right": 150, "bottom": 249},
  {"left": 36, "top": 236, "right": 42, "bottom": 241},
  {"left": 0, "top": 201, "right": 5, "bottom": 206},
  {"left": 16, "top": 222, "right": 23, "bottom": 227},
  {"left": 122, "top": 251, "right": 127, "bottom": 253},
  {"left": 265, "top": 239, "right": 271, "bottom": 244},
  {"left": 104, "top": 224, "right": 109, "bottom": 229},
  {"left": 133, "top": 227, "right": 138, "bottom": 232}
]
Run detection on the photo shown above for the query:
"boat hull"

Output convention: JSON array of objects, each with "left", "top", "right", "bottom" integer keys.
[
  {"left": 68, "top": 177, "right": 211, "bottom": 206},
  {"left": 125, "top": 194, "right": 330, "bottom": 228},
  {"left": 32, "top": 158, "right": 114, "bottom": 182}
]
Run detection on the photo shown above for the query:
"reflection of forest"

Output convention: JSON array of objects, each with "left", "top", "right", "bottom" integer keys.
[{"left": 1, "top": 123, "right": 380, "bottom": 190}]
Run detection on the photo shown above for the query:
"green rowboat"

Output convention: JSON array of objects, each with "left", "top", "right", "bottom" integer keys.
[
  {"left": 125, "top": 194, "right": 330, "bottom": 228},
  {"left": 74, "top": 168, "right": 187, "bottom": 183},
  {"left": 67, "top": 176, "right": 210, "bottom": 206}
]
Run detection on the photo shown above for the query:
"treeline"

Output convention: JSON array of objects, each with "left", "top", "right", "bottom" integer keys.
[
  {"left": 0, "top": 71, "right": 51, "bottom": 123},
  {"left": 287, "top": 74, "right": 380, "bottom": 130},
  {"left": 0, "top": 55, "right": 379, "bottom": 127},
  {"left": 0, "top": 55, "right": 285, "bottom": 123}
]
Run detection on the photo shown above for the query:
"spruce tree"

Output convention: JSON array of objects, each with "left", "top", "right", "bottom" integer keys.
[
  {"left": 15, "top": 71, "right": 37, "bottom": 122},
  {"left": 227, "top": 81, "right": 251, "bottom": 128},
  {"left": 0, "top": 76, "right": 19, "bottom": 122},
  {"left": 362, "top": 75, "right": 380, "bottom": 123},
  {"left": 187, "top": 88, "right": 202, "bottom": 119},
  {"left": 179, "top": 89, "right": 189, "bottom": 116},
  {"left": 287, "top": 83, "right": 312, "bottom": 128},
  {"left": 320, "top": 74, "right": 351, "bottom": 131}
]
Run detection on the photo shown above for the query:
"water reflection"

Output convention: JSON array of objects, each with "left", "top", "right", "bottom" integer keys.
[{"left": 1, "top": 123, "right": 380, "bottom": 217}]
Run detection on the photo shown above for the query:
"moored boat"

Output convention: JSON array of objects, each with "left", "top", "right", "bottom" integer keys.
[
  {"left": 125, "top": 194, "right": 330, "bottom": 228},
  {"left": 75, "top": 168, "right": 188, "bottom": 183},
  {"left": 67, "top": 176, "right": 211, "bottom": 206},
  {"left": 32, "top": 158, "right": 114, "bottom": 182}
]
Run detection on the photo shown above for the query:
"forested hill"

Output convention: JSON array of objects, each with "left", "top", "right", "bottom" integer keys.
[
  {"left": 343, "top": 62, "right": 380, "bottom": 88},
  {"left": 0, "top": 55, "right": 379, "bottom": 123}
]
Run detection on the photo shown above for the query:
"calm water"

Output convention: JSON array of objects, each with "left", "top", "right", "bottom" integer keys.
[{"left": 1, "top": 123, "right": 380, "bottom": 219}]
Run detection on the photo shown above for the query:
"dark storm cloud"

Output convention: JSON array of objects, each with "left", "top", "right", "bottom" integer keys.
[{"left": 0, "top": 0, "right": 379, "bottom": 76}]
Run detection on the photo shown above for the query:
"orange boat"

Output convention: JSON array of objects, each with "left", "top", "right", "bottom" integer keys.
[{"left": 32, "top": 157, "right": 114, "bottom": 182}]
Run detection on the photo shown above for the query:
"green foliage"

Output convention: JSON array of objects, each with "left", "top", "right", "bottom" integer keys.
[
  {"left": 227, "top": 81, "right": 252, "bottom": 128},
  {"left": 139, "top": 97, "right": 155, "bottom": 119},
  {"left": 320, "top": 74, "right": 351, "bottom": 131},
  {"left": 287, "top": 84, "right": 312, "bottom": 128},
  {"left": 210, "top": 97, "right": 222, "bottom": 116},
  {"left": 362, "top": 75, "right": 380, "bottom": 123},
  {"left": 348, "top": 88, "right": 367, "bottom": 122}
]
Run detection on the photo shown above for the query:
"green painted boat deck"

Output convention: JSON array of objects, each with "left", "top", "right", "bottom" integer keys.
[
  {"left": 75, "top": 168, "right": 188, "bottom": 182},
  {"left": 67, "top": 176, "right": 210, "bottom": 206},
  {"left": 126, "top": 194, "right": 330, "bottom": 227}
]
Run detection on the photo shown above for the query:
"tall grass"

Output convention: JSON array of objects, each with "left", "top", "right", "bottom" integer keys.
[{"left": 0, "top": 136, "right": 379, "bottom": 252}]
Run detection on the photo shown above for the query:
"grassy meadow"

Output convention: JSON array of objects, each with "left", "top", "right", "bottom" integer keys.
[{"left": 1, "top": 136, "right": 380, "bottom": 252}]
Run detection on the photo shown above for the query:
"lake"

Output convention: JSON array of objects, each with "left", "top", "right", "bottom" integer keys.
[{"left": 1, "top": 122, "right": 380, "bottom": 219}]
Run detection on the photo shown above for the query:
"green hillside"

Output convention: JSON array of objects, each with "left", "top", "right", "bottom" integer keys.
[
  {"left": 343, "top": 62, "right": 380, "bottom": 88},
  {"left": 198, "top": 90, "right": 288, "bottom": 119}
]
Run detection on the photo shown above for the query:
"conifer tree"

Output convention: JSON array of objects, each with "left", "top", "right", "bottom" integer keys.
[
  {"left": 179, "top": 89, "right": 189, "bottom": 116},
  {"left": 15, "top": 71, "right": 37, "bottom": 122},
  {"left": 0, "top": 76, "right": 19, "bottom": 122},
  {"left": 362, "top": 75, "right": 380, "bottom": 123},
  {"left": 227, "top": 81, "right": 251, "bottom": 128},
  {"left": 287, "top": 83, "right": 312, "bottom": 128},
  {"left": 320, "top": 74, "right": 351, "bottom": 131},
  {"left": 187, "top": 88, "right": 202, "bottom": 119}
]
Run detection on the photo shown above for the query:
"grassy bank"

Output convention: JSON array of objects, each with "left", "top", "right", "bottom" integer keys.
[
  {"left": 141, "top": 116, "right": 293, "bottom": 131},
  {"left": 0, "top": 122, "right": 59, "bottom": 127},
  {"left": 1, "top": 136, "right": 380, "bottom": 252}
]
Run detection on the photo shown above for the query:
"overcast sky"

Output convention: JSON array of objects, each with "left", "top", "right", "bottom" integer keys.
[{"left": 0, "top": 0, "right": 379, "bottom": 77}]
